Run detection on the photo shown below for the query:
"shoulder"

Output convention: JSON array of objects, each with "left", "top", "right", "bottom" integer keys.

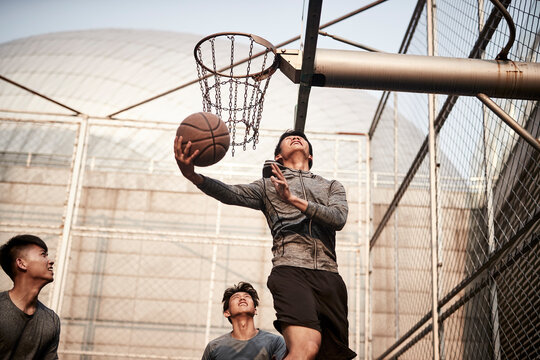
[
  {"left": 0, "top": 291, "right": 10, "bottom": 312},
  {"left": 207, "top": 332, "right": 232, "bottom": 347},
  {"left": 257, "top": 330, "right": 285, "bottom": 344},
  {"left": 37, "top": 301, "right": 61, "bottom": 327},
  {"left": 311, "top": 173, "right": 345, "bottom": 189},
  {"left": 203, "top": 333, "right": 232, "bottom": 358}
]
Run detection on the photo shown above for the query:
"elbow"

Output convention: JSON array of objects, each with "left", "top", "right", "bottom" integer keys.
[
  {"left": 334, "top": 210, "right": 348, "bottom": 230},
  {"left": 334, "top": 219, "right": 346, "bottom": 231}
]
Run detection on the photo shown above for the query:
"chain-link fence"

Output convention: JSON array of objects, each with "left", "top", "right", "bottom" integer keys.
[
  {"left": 1, "top": 1, "right": 538, "bottom": 359},
  {"left": 0, "top": 112, "right": 367, "bottom": 358},
  {"left": 368, "top": 0, "right": 539, "bottom": 359}
]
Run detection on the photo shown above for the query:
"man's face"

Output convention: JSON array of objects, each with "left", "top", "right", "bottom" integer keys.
[
  {"left": 18, "top": 244, "right": 54, "bottom": 283},
  {"left": 277, "top": 135, "right": 311, "bottom": 160},
  {"left": 225, "top": 291, "right": 256, "bottom": 319}
]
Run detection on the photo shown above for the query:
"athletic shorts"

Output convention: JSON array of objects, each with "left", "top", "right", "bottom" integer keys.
[{"left": 267, "top": 266, "right": 357, "bottom": 360}]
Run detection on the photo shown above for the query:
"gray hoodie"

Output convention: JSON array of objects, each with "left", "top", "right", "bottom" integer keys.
[{"left": 197, "top": 165, "right": 348, "bottom": 272}]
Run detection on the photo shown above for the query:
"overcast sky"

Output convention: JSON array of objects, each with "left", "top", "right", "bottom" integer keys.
[{"left": 0, "top": 0, "right": 416, "bottom": 52}]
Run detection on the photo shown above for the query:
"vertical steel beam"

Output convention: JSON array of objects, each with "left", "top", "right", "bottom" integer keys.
[
  {"left": 294, "top": 0, "right": 323, "bottom": 132},
  {"left": 355, "top": 137, "right": 362, "bottom": 356},
  {"left": 393, "top": 93, "right": 400, "bottom": 342},
  {"left": 426, "top": 0, "right": 440, "bottom": 358},
  {"left": 50, "top": 115, "right": 89, "bottom": 313},
  {"left": 478, "top": 3, "right": 502, "bottom": 358},
  {"left": 205, "top": 200, "right": 223, "bottom": 345},
  {"left": 365, "top": 137, "right": 372, "bottom": 360}
]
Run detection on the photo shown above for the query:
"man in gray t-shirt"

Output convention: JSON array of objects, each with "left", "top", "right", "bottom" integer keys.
[
  {"left": 202, "top": 282, "right": 286, "bottom": 360},
  {"left": 0, "top": 234, "right": 60, "bottom": 359}
]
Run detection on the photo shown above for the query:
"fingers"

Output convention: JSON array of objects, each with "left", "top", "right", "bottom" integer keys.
[
  {"left": 271, "top": 163, "right": 285, "bottom": 180},
  {"left": 174, "top": 136, "right": 199, "bottom": 163}
]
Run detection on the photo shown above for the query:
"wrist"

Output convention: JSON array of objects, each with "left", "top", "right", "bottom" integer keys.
[{"left": 185, "top": 172, "right": 203, "bottom": 185}]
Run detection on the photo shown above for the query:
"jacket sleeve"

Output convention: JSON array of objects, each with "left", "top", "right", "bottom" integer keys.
[
  {"left": 197, "top": 175, "right": 264, "bottom": 210},
  {"left": 43, "top": 313, "right": 60, "bottom": 360},
  {"left": 304, "top": 180, "right": 348, "bottom": 230}
]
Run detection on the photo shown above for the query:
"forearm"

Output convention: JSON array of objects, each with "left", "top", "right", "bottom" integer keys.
[
  {"left": 304, "top": 202, "right": 348, "bottom": 230},
  {"left": 198, "top": 176, "right": 264, "bottom": 210},
  {"left": 285, "top": 194, "right": 308, "bottom": 212},
  {"left": 183, "top": 170, "right": 204, "bottom": 186}
]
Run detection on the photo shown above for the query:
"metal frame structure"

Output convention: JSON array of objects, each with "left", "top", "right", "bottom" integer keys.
[{"left": 1, "top": 0, "right": 538, "bottom": 358}]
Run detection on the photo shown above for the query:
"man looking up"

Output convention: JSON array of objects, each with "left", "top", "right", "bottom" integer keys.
[
  {"left": 0, "top": 234, "right": 61, "bottom": 359},
  {"left": 202, "top": 282, "right": 286, "bottom": 360}
]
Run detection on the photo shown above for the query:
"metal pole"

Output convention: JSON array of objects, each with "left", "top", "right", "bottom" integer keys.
[
  {"left": 205, "top": 197, "right": 223, "bottom": 345},
  {"left": 393, "top": 93, "right": 400, "bottom": 342},
  {"left": 355, "top": 137, "right": 362, "bottom": 356},
  {"left": 364, "top": 137, "right": 372, "bottom": 359},
  {"left": 278, "top": 49, "right": 540, "bottom": 100},
  {"left": 478, "top": 3, "right": 502, "bottom": 357},
  {"left": 294, "top": 0, "right": 322, "bottom": 132},
  {"left": 427, "top": 0, "right": 440, "bottom": 358},
  {"left": 50, "top": 114, "right": 89, "bottom": 313},
  {"left": 476, "top": 93, "right": 540, "bottom": 152}
]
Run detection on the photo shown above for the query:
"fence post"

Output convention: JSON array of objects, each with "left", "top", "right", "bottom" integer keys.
[
  {"left": 427, "top": 0, "right": 441, "bottom": 358},
  {"left": 365, "top": 136, "right": 372, "bottom": 360},
  {"left": 50, "top": 114, "right": 89, "bottom": 314}
]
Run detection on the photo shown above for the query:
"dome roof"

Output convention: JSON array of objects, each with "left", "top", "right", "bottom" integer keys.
[{"left": 0, "top": 29, "right": 425, "bottom": 172}]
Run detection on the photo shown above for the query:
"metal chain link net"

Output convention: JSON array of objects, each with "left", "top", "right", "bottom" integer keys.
[
  {"left": 194, "top": 33, "right": 278, "bottom": 155},
  {"left": 369, "top": 0, "right": 539, "bottom": 359}
]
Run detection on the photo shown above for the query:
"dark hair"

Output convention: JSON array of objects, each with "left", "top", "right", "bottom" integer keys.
[
  {"left": 222, "top": 282, "right": 259, "bottom": 323},
  {"left": 0, "top": 234, "right": 48, "bottom": 280},
  {"left": 274, "top": 130, "right": 313, "bottom": 169}
]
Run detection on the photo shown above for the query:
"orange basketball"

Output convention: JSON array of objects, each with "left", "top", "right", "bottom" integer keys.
[{"left": 176, "top": 112, "right": 230, "bottom": 167}]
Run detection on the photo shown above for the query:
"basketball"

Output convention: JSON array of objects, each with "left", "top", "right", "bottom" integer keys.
[{"left": 176, "top": 112, "right": 230, "bottom": 167}]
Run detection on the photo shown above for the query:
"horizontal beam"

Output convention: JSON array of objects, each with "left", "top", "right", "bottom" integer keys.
[{"left": 279, "top": 49, "right": 540, "bottom": 100}]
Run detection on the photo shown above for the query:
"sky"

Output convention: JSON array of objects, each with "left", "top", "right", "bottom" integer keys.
[{"left": 0, "top": 0, "right": 417, "bottom": 53}]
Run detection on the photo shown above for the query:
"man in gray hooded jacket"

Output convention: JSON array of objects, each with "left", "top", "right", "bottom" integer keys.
[{"left": 175, "top": 130, "right": 356, "bottom": 360}]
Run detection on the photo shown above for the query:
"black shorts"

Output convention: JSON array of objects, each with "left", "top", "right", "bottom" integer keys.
[{"left": 267, "top": 266, "right": 357, "bottom": 360}]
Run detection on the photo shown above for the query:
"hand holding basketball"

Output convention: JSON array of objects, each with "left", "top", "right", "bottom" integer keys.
[{"left": 175, "top": 112, "right": 230, "bottom": 167}]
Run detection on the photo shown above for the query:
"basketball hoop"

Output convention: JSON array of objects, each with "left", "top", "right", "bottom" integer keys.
[{"left": 194, "top": 32, "right": 279, "bottom": 154}]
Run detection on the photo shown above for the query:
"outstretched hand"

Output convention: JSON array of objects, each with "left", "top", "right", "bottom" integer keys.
[
  {"left": 269, "top": 163, "right": 308, "bottom": 212},
  {"left": 174, "top": 135, "right": 203, "bottom": 185},
  {"left": 269, "top": 163, "right": 292, "bottom": 202}
]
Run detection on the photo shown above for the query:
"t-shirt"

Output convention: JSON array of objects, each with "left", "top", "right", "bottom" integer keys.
[
  {"left": 0, "top": 291, "right": 60, "bottom": 360},
  {"left": 202, "top": 329, "right": 286, "bottom": 360}
]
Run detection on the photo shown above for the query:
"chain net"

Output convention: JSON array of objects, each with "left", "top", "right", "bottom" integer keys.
[{"left": 194, "top": 33, "right": 278, "bottom": 155}]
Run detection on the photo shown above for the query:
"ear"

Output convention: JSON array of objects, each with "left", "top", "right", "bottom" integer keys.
[
  {"left": 275, "top": 154, "right": 283, "bottom": 164},
  {"left": 223, "top": 310, "right": 231, "bottom": 319},
  {"left": 15, "top": 257, "right": 27, "bottom": 272}
]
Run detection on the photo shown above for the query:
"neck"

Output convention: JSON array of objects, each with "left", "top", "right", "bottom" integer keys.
[
  {"left": 281, "top": 153, "right": 309, "bottom": 171},
  {"left": 230, "top": 316, "right": 258, "bottom": 340},
  {"left": 9, "top": 278, "right": 46, "bottom": 315}
]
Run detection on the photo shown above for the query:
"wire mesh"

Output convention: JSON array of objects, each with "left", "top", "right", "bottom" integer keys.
[
  {"left": 369, "top": 0, "right": 539, "bottom": 359},
  {"left": 0, "top": 115, "right": 367, "bottom": 358}
]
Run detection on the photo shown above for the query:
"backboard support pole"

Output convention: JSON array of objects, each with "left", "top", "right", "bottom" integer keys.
[
  {"left": 279, "top": 49, "right": 540, "bottom": 100},
  {"left": 294, "top": 0, "right": 322, "bottom": 132}
]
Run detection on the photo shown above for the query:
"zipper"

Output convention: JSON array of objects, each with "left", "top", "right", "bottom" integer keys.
[{"left": 299, "top": 171, "right": 316, "bottom": 269}]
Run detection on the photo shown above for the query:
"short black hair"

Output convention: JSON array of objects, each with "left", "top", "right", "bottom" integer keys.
[
  {"left": 222, "top": 282, "right": 259, "bottom": 323},
  {"left": 0, "top": 234, "right": 48, "bottom": 280},
  {"left": 274, "top": 130, "right": 313, "bottom": 169}
]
